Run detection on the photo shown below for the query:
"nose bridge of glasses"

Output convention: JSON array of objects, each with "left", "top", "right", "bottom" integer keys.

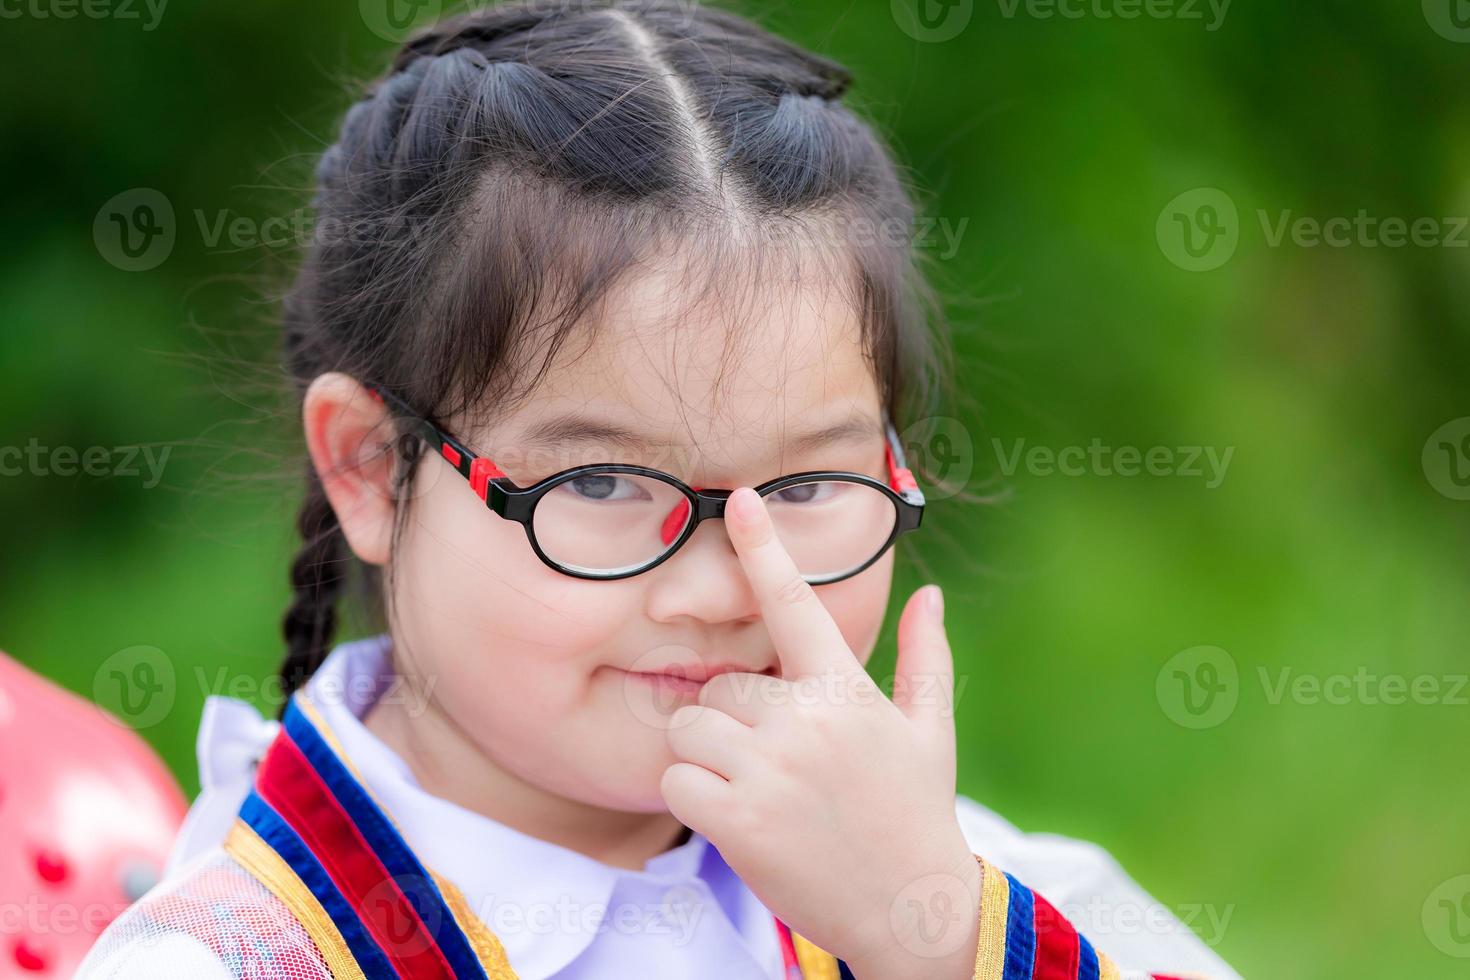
[{"left": 691, "top": 486, "right": 731, "bottom": 523}]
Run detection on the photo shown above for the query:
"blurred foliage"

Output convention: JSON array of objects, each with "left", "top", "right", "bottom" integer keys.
[{"left": 3, "top": 2, "right": 1469, "bottom": 977}]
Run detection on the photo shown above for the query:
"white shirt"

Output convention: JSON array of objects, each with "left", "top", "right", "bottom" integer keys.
[{"left": 145, "top": 634, "right": 1239, "bottom": 980}]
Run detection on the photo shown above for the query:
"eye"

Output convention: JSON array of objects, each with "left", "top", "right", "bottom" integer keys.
[
  {"left": 770, "top": 481, "right": 841, "bottom": 505},
  {"left": 562, "top": 473, "right": 652, "bottom": 503}
]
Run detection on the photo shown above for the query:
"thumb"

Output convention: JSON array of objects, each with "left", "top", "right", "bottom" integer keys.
[{"left": 892, "top": 585, "right": 957, "bottom": 736}]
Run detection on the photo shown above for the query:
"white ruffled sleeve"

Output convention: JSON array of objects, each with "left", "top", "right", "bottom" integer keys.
[{"left": 163, "top": 695, "right": 279, "bottom": 878}]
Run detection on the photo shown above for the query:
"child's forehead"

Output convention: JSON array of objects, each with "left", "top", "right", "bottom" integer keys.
[
  {"left": 476, "top": 254, "right": 883, "bottom": 464},
  {"left": 469, "top": 275, "right": 883, "bottom": 474}
]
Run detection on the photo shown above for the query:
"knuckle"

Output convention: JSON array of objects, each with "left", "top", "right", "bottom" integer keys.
[
  {"left": 805, "top": 706, "right": 840, "bottom": 741},
  {"left": 772, "top": 573, "right": 815, "bottom": 608}
]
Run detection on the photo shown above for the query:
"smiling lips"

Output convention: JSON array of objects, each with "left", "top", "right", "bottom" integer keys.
[{"left": 622, "top": 662, "right": 777, "bottom": 694}]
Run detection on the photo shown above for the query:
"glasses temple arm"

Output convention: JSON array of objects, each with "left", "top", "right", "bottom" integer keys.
[{"left": 363, "top": 382, "right": 508, "bottom": 502}]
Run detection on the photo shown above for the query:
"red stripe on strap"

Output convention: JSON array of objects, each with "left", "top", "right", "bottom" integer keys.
[
  {"left": 256, "top": 736, "right": 456, "bottom": 980},
  {"left": 773, "top": 918, "right": 802, "bottom": 979},
  {"left": 1030, "top": 889, "right": 1080, "bottom": 980}
]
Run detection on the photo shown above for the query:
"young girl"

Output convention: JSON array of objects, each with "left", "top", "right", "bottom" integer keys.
[{"left": 79, "top": 2, "right": 1240, "bottom": 977}]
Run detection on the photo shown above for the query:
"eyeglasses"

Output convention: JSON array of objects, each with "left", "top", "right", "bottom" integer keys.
[{"left": 365, "top": 383, "right": 925, "bottom": 584}]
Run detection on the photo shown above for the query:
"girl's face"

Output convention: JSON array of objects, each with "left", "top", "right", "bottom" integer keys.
[{"left": 341, "top": 262, "right": 895, "bottom": 814}]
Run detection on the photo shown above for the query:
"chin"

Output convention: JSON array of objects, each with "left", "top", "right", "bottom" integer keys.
[{"left": 573, "top": 750, "right": 686, "bottom": 814}]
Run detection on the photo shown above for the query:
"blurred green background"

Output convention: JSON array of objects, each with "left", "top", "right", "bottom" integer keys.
[{"left": 3, "top": 1, "right": 1468, "bottom": 977}]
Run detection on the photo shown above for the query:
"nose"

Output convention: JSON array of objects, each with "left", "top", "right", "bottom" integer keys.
[{"left": 643, "top": 510, "right": 761, "bottom": 625}]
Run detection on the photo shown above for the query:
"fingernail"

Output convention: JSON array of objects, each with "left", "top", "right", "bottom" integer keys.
[
  {"left": 927, "top": 585, "right": 944, "bottom": 618},
  {"left": 729, "top": 488, "right": 761, "bottom": 524}
]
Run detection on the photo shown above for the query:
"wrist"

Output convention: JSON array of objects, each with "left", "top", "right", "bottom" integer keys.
[{"left": 847, "top": 844, "right": 983, "bottom": 980}]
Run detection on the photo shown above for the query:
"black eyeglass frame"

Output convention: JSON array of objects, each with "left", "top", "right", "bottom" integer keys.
[{"left": 366, "top": 383, "right": 925, "bottom": 584}]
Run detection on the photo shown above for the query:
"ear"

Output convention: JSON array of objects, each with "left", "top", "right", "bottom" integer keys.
[{"left": 302, "top": 372, "right": 397, "bottom": 567}]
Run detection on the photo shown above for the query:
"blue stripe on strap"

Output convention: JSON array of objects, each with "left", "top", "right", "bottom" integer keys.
[
  {"left": 282, "top": 698, "right": 489, "bottom": 980},
  {"left": 240, "top": 791, "right": 396, "bottom": 978},
  {"left": 1077, "top": 932, "right": 1101, "bottom": 980},
  {"left": 1001, "top": 872, "right": 1037, "bottom": 980}
]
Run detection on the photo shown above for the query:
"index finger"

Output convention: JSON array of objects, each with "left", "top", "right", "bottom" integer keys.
[{"left": 724, "top": 486, "right": 856, "bottom": 678}]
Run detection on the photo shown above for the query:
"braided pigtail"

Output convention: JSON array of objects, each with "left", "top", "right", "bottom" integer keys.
[{"left": 278, "top": 466, "right": 349, "bottom": 708}]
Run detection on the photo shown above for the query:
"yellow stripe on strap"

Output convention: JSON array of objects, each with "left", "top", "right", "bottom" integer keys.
[
  {"left": 791, "top": 931, "right": 841, "bottom": 980},
  {"left": 1098, "top": 950, "right": 1123, "bottom": 980},
  {"left": 432, "top": 870, "right": 520, "bottom": 980},
  {"left": 973, "top": 856, "right": 1011, "bottom": 980},
  {"left": 224, "top": 819, "right": 366, "bottom": 980}
]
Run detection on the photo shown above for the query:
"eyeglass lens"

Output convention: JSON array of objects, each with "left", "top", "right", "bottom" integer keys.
[{"left": 530, "top": 473, "right": 898, "bottom": 578}]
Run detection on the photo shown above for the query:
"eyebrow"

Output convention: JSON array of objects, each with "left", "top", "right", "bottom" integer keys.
[{"left": 515, "top": 410, "right": 887, "bottom": 456}]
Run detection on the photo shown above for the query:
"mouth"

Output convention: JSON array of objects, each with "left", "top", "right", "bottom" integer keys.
[{"left": 619, "top": 662, "right": 779, "bottom": 696}]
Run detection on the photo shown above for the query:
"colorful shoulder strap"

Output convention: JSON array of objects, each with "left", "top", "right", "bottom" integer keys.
[{"left": 223, "top": 692, "right": 849, "bottom": 979}]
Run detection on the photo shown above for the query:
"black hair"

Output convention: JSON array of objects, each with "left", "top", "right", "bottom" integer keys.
[{"left": 277, "top": 0, "right": 957, "bottom": 705}]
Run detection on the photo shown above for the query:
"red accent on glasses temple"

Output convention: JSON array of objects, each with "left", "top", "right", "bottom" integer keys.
[
  {"left": 440, "top": 444, "right": 462, "bottom": 468},
  {"left": 885, "top": 443, "right": 918, "bottom": 493},
  {"left": 469, "top": 457, "right": 505, "bottom": 500}
]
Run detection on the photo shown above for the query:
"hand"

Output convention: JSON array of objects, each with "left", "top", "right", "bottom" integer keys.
[{"left": 659, "top": 487, "right": 982, "bottom": 979}]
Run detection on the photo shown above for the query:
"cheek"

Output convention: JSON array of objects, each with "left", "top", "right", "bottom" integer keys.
[
  {"left": 819, "top": 547, "right": 896, "bottom": 667},
  {"left": 389, "top": 465, "right": 638, "bottom": 709},
  {"left": 385, "top": 467, "right": 655, "bottom": 758}
]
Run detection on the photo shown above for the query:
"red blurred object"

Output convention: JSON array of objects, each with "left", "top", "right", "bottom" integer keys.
[{"left": 0, "top": 651, "right": 187, "bottom": 978}]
